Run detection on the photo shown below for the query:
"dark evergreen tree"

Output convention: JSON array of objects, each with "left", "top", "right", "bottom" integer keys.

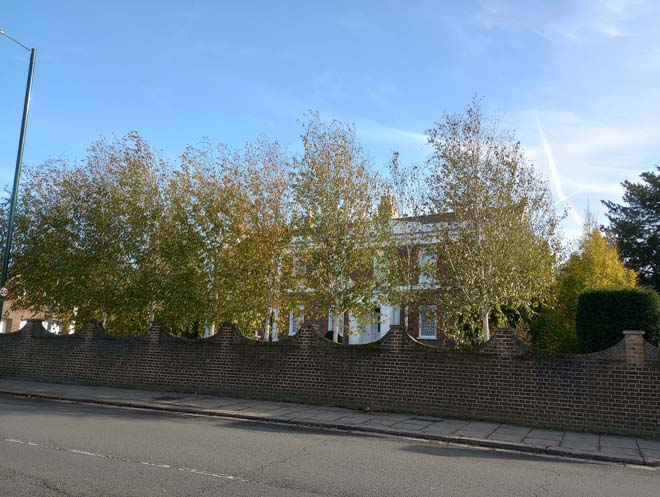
[{"left": 603, "top": 166, "right": 660, "bottom": 291}]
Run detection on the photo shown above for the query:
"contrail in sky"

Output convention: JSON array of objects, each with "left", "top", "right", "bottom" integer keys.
[{"left": 535, "top": 115, "right": 583, "bottom": 227}]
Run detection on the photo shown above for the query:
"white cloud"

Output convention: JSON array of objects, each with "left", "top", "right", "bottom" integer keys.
[
  {"left": 470, "top": 0, "right": 651, "bottom": 43},
  {"left": 510, "top": 108, "right": 659, "bottom": 238}
]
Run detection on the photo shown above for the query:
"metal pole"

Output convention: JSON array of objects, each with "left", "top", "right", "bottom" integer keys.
[{"left": 0, "top": 47, "right": 37, "bottom": 319}]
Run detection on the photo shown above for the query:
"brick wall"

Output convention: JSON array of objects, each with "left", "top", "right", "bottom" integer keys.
[{"left": 1, "top": 320, "right": 659, "bottom": 437}]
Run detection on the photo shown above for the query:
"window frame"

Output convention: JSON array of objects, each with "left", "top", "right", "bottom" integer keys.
[
  {"left": 418, "top": 249, "right": 437, "bottom": 284},
  {"left": 418, "top": 305, "right": 437, "bottom": 339}
]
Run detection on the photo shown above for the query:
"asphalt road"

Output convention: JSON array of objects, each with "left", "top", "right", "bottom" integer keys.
[{"left": 0, "top": 396, "right": 658, "bottom": 497}]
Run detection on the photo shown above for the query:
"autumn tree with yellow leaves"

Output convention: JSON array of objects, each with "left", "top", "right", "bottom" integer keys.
[{"left": 531, "top": 216, "right": 637, "bottom": 351}]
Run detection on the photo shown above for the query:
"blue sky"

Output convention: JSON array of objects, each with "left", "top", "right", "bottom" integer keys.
[{"left": 2, "top": 0, "right": 659, "bottom": 240}]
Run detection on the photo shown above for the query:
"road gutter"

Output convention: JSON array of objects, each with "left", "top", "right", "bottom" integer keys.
[{"left": 0, "top": 389, "right": 655, "bottom": 468}]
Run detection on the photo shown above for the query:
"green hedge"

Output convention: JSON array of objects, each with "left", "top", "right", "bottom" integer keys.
[{"left": 576, "top": 288, "right": 660, "bottom": 353}]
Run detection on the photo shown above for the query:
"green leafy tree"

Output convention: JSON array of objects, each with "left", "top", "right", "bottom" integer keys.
[
  {"left": 3, "top": 159, "right": 85, "bottom": 329},
  {"left": 160, "top": 139, "right": 296, "bottom": 338},
  {"left": 425, "top": 97, "right": 562, "bottom": 344},
  {"left": 603, "top": 166, "right": 660, "bottom": 291},
  {"left": 231, "top": 139, "right": 296, "bottom": 340},
  {"left": 5, "top": 133, "right": 299, "bottom": 338},
  {"left": 292, "top": 114, "right": 389, "bottom": 343},
  {"left": 162, "top": 142, "right": 246, "bottom": 335},
  {"left": 385, "top": 152, "right": 435, "bottom": 332},
  {"left": 9, "top": 133, "right": 170, "bottom": 334}
]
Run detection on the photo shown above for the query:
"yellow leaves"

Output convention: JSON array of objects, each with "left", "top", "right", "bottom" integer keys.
[
  {"left": 536, "top": 226, "right": 637, "bottom": 346},
  {"left": 559, "top": 228, "right": 637, "bottom": 305}
]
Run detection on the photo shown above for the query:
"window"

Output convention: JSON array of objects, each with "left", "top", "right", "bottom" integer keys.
[
  {"left": 391, "top": 306, "right": 401, "bottom": 326},
  {"left": 373, "top": 307, "right": 381, "bottom": 334},
  {"left": 418, "top": 250, "right": 436, "bottom": 284},
  {"left": 289, "top": 306, "right": 303, "bottom": 335},
  {"left": 364, "top": 307, "right": 381, "bottom": 336},
  {"left": 418, "top": 305, "right": 437, "bottom": 339}
]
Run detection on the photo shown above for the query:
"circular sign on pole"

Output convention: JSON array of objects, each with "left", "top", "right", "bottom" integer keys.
[{"left": 0, "top": 287, "right": 8, "bottom": 298}]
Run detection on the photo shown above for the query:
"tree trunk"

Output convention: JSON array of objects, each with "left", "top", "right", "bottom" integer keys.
[
  {"left": 71, "top": 306, "right": 78, "bottom": 334},
  {"left": 481, "top": 307, "right": 490, "bottom": 342},
  {"left": 149, "top": 301, "right": 155, "bottom": 323},
  {"left": 403, "top": 304, "right": 409, "bottom": 334},
  {"left": 47, "top": 304, "right": 54, "bottom": 334},
  {"left": 271, "top": 308, "right": 279, "bottom": 340},
  {"left": 264, "top": 309, "right": 273, "bottom": 342},
  {"left": 333, "top": 311, "right": 340, "bottom": 343}
]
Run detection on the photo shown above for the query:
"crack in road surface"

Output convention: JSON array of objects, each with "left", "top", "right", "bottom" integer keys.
[
  {"left": 3, "top": 437, "right": 255, "bottom": 484},
  {"left": 2, "top": 436, "right": 340, "bottom": 497}
]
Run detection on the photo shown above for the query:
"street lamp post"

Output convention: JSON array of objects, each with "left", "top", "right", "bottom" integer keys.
[{"left": 0, "top": 27, "right": 37, "bottom": 321}]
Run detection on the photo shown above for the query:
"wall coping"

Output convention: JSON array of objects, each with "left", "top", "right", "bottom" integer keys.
[{"left": 5, "top": 321, "right": 656, "bottom": 364}]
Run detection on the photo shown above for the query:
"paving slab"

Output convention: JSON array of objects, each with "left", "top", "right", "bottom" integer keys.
[
  {"left": 377, "top": 413, "right": 420, "bottom": 422},
  {"left": 290, "top": 410, "right": 339, "bottom": 422},
  {"left": 267, "top": 411, "right": 311, "bottom": 421},
  {"left": 390, "top": 419, "right": 435, "bottom": 431},
  {"left": 600, "top": 435, "right": 639, "bottom": 449},
  {"left": 488, "top": 426, "right": 532, "bottom": 443},
  {"left": 455, "top": 421, "right": 501, "bottom": 439},
  {"left": 422, "top": 419, "right": 470, "bottom": 435},
  {"left": 362, "top": 416, "right": 413, "bottom": 428},
  {"left": 308, "top": 412, "right": 354, "bottom": 422},
  {"left": 641, "top": 449, "right": 660, "bottom": 465},
  {"left": 638, "top": 439, "right": 660, "bottom": 451},
  {"left": 523, "top": 437, "right": 560, "bottom": 447},
  {"left": 526, "top": 428, "right": 564, "bottom": 441},
  {"left": 561, "top": 432, "right": 599, "bottom": 451},
  {"left": 389, "top": 421, "right": 433, "bottom": 431},
  {"left": 332, "top": 414, "right": 377, "bottom": 425},
  {"left": 221, "top": 400, "right": 274, "bottom": 411},
  {"left": 599, "top": 446, "right": 643, "bottom": 458},
  {"left": 256, "top": 407, "right": 304, "bottom": 417},
  {"left": 205, "top": 398, "right": 255, "bottom": 408}
]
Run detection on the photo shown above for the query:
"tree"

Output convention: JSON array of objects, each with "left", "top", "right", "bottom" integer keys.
[
  {"left": 231, "top": 139, "right": 296, "bottom": 340},
  {"left": 162, "top": 142, "right": 247, "bottom": 335},
  {"left": 292, "top": 113, "right": 389, "bottom": 343},
  {"left": 6, "top": 132, "right": 298, "bottom": 338},
  {"left": 161, "top": 139, "right": 296, "bottom": 338},
  {"left": 603, "top": 166, "right": 660, "bottom": 291},
  {"left": 9, "top": 133, "right": 171, "bottom": 334},
  {"left": 86, "top": 133, "right": 170, "bottom": 329},
  {"left": 425, "top": 97, "right": 562, "bottom": 343},
  {"left": 385, "top": 152, "right": 434, "bottom": 332},
  {"left": 3, "top": 159, "right": 86, "bottom": 330},
  {"left": 531, "top": 217, "right": 637, "bottom": 351}
]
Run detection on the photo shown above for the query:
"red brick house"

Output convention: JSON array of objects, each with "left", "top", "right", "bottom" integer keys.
[{"left": 278, "top": 212, "right": 447, "bottom": 345}]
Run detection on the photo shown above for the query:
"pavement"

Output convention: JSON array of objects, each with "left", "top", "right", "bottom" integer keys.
[
  {"left": 2, "top": 395, "right": 659, "bottom": 497},
  {"left": 0, "top": 378, "right": 659, "bottom": 468}
]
